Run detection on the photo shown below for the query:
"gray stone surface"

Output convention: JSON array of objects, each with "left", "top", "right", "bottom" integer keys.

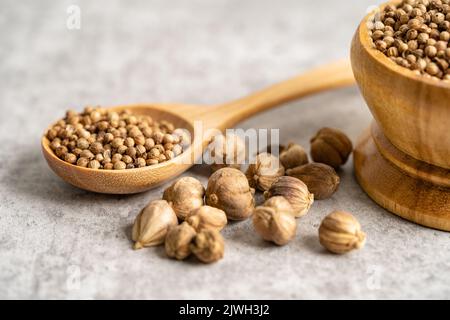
[{"left": 1, "top": 0, "right": 450, "bottom": 300}]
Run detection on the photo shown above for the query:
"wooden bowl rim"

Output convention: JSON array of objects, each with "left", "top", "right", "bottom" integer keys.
[{"left": 358, "top": 0, "right": 450, "bottom": 90}]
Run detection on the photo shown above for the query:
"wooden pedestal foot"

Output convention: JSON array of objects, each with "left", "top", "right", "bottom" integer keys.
[{"left": 354, "top": 123, "right": 450, "bottom": 231}]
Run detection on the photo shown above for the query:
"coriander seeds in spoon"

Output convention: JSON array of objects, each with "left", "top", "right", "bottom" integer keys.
[{"left": 46, "top": 107, "right": 189, "bottom": 170}]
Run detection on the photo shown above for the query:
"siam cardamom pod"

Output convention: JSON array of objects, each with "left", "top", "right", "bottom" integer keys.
[
  {"left": 286, "top": 163, "right": 340, "bottom": 200},
  {"left": 246, "top": 152, "right": 285, "bottom": 191},
  {"left": 132, "top": 200, "right": 178, "bottom": 249},
  {"left": 279, "top": 143, "right": 309, "bottom": 169},
  {"left": 190, "top": 229, "right": 225, "bottom": 263},
  {"left": 319, "top": 210, "right": 366, "bottom": 254},
  {"left": 186, "top": 206, "right": 227, "bottom": 232},
  {"left": 163, "top": 176, "right": 205, "bottom": 220},
  {"left": 310, "top": 127, "right": 353, "bottom": 169},
  {"left": 165, "top": 222, "right": 197, "bottom": 260},
  {"left": 264, "top": 176, "right": 313, "bottom": 218},
  {"left": 253, "top": 205, "right": 297, "bottom": 246}
]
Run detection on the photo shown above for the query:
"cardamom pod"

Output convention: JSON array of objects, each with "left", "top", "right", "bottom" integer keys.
[
  {"left": 208, "top": 133, "right": 246, "bottom": 172},
  {"left": 319, "top": 210, "right": 366, "bottom": 254},
  {"left": 279, "top": 143, "right": 309, "bottom": 169},
  {"left": 190, "top": 229, "right": 225, "bottom": 263},
  {"left": 286, "top": 163, "right": 340, "bottom": 200},
  {"left": 206, "top": 168, "right": 255, "bottom": 220},
  {"left": 163, "top": 177, "right": 205, "bottom": 220},
  {"left": 246, "top": 152, "right": 285, "bottom": 191},
  {"left": 165, "top": 222, "right": 197, "bottom": 260},
  {"left": 253, "top": 205, "right": 297, "bottom": 246},
  {"left": 132, "top": 200, "right": 178, "bottom": 249},
  {"left": 310, "top": 127, "right": 353, "bottom": 169},
  {"left": 264, "top": 176, "right": 313, "bottom": 218},
  {"left": 186, "top": 206, "right": 227, "bottom": 232}
]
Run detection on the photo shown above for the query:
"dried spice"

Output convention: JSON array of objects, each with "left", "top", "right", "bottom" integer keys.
[
  {"left": 310, "top": 128, "right": 353, "bottom": 169},
  {"left": 319, "top": 211, "right": 366, "bottom": 254},
  {"left": 263, "top": 196, "right": 295, "bottom": 215},
  {"left": 246, "top": 152, "right": 285, "bottom": 191},
  {"left": 165, "top": 222, "right": 197, "bottom": 260},
  {"left": 206, "top": 168, "right": 255, "bottom": 220},
  {"left": 253, "top": 204, "right": 297, "bottom": 246},
  {"left": 186, "top": 206, "right": 228, "bottom": 232},
  {"left": 46, "top": 107, "right": 190, "bottom": 169},
  {"left": 190, "top": 229, "right": 225, "bottom": 263},
  {"left": 279, "top": 143, "right": 309, "bottom": 169},
  {"left": 369, "top": 0, "right": 450, "bottom": 80},
  {"left": 286, "top": 163, "right": 340, "bottom": 200},
  {"left": 163, "top": 177, "right": 205, "bottom": 220},
  {"left": 264, "top": 176, "right": 314, "bottom": 218},
  {"left": 208, "top": 133, "right": 246, "bottom": 172},
  {"left": 132, "top": 200, "right": 178, "bottom": 249}
]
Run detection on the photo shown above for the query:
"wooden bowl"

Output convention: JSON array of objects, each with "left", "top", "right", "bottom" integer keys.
[
  {"left": 351, "top": 1, "right": 450, "bottom": 231},
  {"left": 352, "top": 1, "right": 450, "bottom": 169}
]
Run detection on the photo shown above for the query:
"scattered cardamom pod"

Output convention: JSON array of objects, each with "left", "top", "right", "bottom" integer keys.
[
  {"left": 186, "top": 205, "right": 228, "bottom": 232},
  {"left": 206, "top": 168, "right": 255, "bottom": 220},
  {"left": 132, "top": 199, "right": 178, "bottom": 249},
  {"left": 165, "top": 222, "right": 197, "bottom": 260},
  {"left": 279, "top": 142, "right": 309, "bottom": 169},
  {"left": 163, "top": 176, "right": 205, "bottom": 220},
  {"left": 286, "top": 163, "right": 340, "bottom": 200},
  {"left": 264, "top": 176, "right": 314, "bottom": 218},
  {"left": 208, "top": 133, "right": 246, "bottom": 172},
  {"left": 253, "top": 204, "right": 297, "bottom": 246},
  {"left": 263, "top": 196, "right": 295, "bottom": 215},
  {"left": 246, "top": 152, "right": 285, "bottom": 191},
  {"left": 319, "top": 210, "right": 366, "bottom": 254},
  {"left": 310, "top": 127, "right": 352, "bottom": 169},
  {"left": 190, "top": 229, "right": 225, "bottom": 263}
]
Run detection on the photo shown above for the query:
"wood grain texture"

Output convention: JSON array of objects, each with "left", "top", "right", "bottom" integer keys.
[
  {"left": 42, "top": 60, "right": 355, "bottom": 194},
  {"left": 354, "top": 124, "right": 450, "bottom": 231}
]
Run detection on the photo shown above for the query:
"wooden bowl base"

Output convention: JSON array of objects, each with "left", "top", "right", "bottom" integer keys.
[{"left": 354, "top": 123, "right": 450, "bottom": 231}]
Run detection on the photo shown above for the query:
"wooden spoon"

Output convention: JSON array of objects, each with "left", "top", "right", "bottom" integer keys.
[{"left": 42, "top": 60, "right": 354, "bottom": 194}]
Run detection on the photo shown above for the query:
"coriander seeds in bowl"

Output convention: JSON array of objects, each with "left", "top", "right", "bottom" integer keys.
[
  {"left": 369, "top": 0, "right": 450, "bottom": 81},
  {"left": 45, "top": 106, "right": 190, "bottom": 170}
]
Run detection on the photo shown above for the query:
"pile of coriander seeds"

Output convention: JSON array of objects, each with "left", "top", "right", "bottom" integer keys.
[
  {"left": 46, "top": 107, "right": 189, "bottom": 170},
  {"left": 369, "top": 0, "right": 450, "bottom": 81}
]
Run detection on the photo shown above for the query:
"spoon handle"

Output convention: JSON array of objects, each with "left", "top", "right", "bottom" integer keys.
[{"left": 205, "top": 59, "right": 355, "bottom": 129}]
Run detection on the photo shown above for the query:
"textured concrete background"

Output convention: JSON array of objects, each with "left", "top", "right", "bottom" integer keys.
[{"left": 1, "top": 0, "right": 450, "bottom": 299}]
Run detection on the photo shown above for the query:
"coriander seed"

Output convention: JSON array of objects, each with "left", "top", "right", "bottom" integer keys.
[
  {"left": 88, "top": 160, "right": 101, "bottom": 169},
  {"left": 45, "top": 107, "right": 190, "bottom": 169},
  {"left": 77, "top": 157, "right": 89, "bottom": 167},
  {"left": 370, "top": 0, "right": 450, "bottom": 80},
  {"left": 64, "top": 153, "right": 77, "bottom": 164},
  {"left": 114, "top": 161, "right": 126, "bottom": 170},
  {"left": 136, "top": 158, "right": 146, "bottom": 168}
]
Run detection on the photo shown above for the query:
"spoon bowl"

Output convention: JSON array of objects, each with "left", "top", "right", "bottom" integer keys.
[
  {"left": 42, "top": 60, "right": 355, "bottom": 194},
  {"left": 42, "top": 104, "right": 203, "bottom": 194}
]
